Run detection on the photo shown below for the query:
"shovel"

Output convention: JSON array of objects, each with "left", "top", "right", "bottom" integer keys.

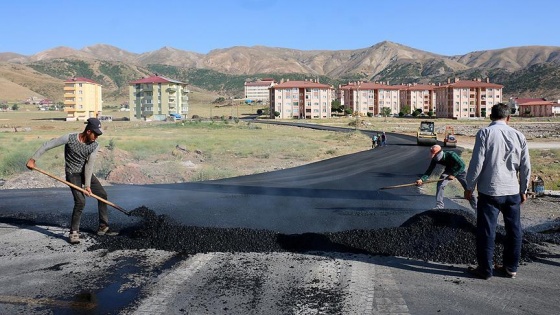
[
  {"left": 31, "top": 166, "right": 131, "bottom": 216},
  {"left": 380, "top": 178, "right": 444, "bottom": 190}
]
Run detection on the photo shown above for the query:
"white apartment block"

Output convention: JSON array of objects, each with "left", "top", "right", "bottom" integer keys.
[
  {"left": 244, "top": 78, "right": 275, "bottom": 103},
  {"left": 129, "top": 74, "right": 189, "bottom": 121},
  {"left": 270, "top": 80, "right": 333, "bottom": 119},
  {"left": 434, "top": 78, "right": 503, "bottom": 118},
  {"left": 340, "top": 82, "right": 400, "bottom": 116}
]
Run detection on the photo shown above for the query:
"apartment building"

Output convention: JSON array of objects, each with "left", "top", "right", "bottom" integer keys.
[
  {"left": 63, "top": 77, "right": 102, "bottom": 121},
  {"left": 340, "top": 82, "right": 400, "bottom": 116},
  {"left": 399, "top": 83, "right": 436, "bottom": 114},
  {"left": 129, "top": 74, "right": 189, "bottom": 121},
  {"left": 270, "top": 80, "right": 333, "bottom": 119},
  {"left": 434, "top": 78, "right": 503, "bottom": 118},
  {"left": 244, "top": 78, "right": 275, "bottom": 103}
]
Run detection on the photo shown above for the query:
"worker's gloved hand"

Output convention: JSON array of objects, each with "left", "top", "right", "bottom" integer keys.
[
  {"left": 447, "top": 175, "right": 455, "bottom": 181},
  {"left": 415, "top": 179, "right": 423, "bottom": 186},
  {"left": 464, "top": 190, "right": 472, "bottom": 201}
]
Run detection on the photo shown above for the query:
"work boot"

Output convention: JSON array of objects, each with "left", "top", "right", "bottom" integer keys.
[
  {"left": 494, "top": 265, "right": 517, "bottom": 278},
  {"left": 69, "top": 231, "right": 80, "bottom": 244},
  {"left": 97, "top": 225, "right": 119, "bottom": 236}
]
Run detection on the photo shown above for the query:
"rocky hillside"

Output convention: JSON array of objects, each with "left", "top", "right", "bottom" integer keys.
[{"left": 1, "top": 41, "right": 560, "bottom": 103}]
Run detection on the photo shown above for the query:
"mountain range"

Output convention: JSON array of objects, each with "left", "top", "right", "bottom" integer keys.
[{"left": 1, "top": 41, "right": 560, "bottom": 104}]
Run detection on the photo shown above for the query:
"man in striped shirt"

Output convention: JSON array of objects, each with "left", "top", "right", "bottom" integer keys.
[{"left": 26, "top": 118, "right": 117, "bottom": 244}]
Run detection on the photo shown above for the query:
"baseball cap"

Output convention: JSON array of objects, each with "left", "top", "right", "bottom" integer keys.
[
  {"left": 430, "top": 145, "right": 442, "bottom": 158},
  {"left": 85, "top": 118, "right": 103, "bottom": 135}
]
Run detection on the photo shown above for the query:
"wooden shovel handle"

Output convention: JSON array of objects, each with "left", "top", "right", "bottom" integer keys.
[
  {"left": 31, "top": 167, "right": 130, "bottom": 216},
  {"left": 380, "top": 178, "right": 444, "bottom": 190}
]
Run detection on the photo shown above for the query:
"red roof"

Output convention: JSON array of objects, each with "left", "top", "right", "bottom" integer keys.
[
  {"left": 273, "top": 80, "right": 331, "bottom": 89},
  {"left": 64, "top": 77, "right": 99, "bottom": 84},
  {"left": 340, "top": 82, "right": 400, "bottom": 90},
  {"left": 404, "top": 84, "right": 436, "bottom": 91},
  {"left": 245, "top": 81, "right": 274, "bottom": 87},
  {"left": 438, "top": 80, "right": 503, "bottom": 89},
  {"left": 518, "top": 100, "right": 554, "bottom": 106},
  {"left": 129, "top": 75, "right": 184, "bottom": 85},
  {"left": 514, "top": 98, "right": 547, "bottom": 104}
]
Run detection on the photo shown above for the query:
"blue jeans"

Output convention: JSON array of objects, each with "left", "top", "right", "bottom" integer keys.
[
  {"left": 476, "top": 193, "right": 522, "bottom": 276},
  {"left": 436, "top": 171, "right": 477, "bottom": 210}
]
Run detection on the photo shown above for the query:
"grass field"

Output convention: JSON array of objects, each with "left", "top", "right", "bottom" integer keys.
[{"left": 1, "top": 104, "right": 559, "bottom": 190}]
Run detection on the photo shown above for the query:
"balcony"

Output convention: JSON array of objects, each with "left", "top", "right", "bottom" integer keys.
[{"left": 64, "top": 86, "right": 75, "bottom": 91}]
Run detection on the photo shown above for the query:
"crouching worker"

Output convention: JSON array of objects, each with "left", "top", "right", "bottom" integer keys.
[
  {"left": 26, "top": 118, "right": 118, "bottom": 245},
  {"left": 416, "top": 144, "right": 477, "bottom": 210}
]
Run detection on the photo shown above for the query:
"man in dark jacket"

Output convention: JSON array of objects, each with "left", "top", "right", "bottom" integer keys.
[{"left": 416, "top": 144, "right": 477, "bottom": 210}]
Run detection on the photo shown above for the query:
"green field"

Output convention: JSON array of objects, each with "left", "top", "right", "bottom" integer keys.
[{"left": 1, "top": 105, "right": 559, "bottom": 190}]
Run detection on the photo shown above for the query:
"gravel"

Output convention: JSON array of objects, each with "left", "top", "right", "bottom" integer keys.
[{"left": 88, "top": 206, "right": 560, "bottom": 266}]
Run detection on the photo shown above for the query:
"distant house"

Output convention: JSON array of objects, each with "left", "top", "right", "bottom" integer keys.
[
  {"left": 63, "top": 77, "right": 103, "bottom": 121},
  {"left": 434, "top": 78, "right": 503, "bottom": 119},
  {"left": 553, "top": 101, "right": 560, "bottom": 116},
  {"left": 509, "top": 97, "right": 555, "bottom": 117},
  {"left": 513, "top": 98, "right": 555, "bottom": 117},
  {"left": 38, "top": 99, "right": 54, "bottom": 106},
  {"left": 270, "top": 79, "right": 333, "bottom": 119},
  {"left": 244, "top": 78, "right": 276, "bottom": 104},
  {"left": 339, "top": 81, "right": 400, "bottom": 116},
  {"left": 398, "top": 83, "right": 437, "bottom": 114},
  {"left": 128, "top": 74, "right": 189, "bottom": 121}
]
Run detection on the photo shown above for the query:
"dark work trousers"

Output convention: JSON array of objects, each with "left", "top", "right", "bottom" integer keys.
[
  {"left": 476, "top": 193, "right": 522, "bottom": 277},
  {"left": 66, "top": 173, "right": 109, "bottom": 232}
]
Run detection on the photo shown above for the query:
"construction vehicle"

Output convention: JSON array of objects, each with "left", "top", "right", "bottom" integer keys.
[
  {"left": 417, "top": 121, "right": 437, "bottom": 146},
  {"left": 443, "top": 126, "right": 457, "bottom": 147}
]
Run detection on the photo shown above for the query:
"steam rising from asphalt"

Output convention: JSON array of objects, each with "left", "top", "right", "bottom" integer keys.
[{"left": 91, "top": 207, "right": 560, "bottom": 265}]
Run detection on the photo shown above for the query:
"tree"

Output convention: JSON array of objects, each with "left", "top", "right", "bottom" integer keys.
[
  {"left": 331, "top": 99, "right": 342, "bottom": 113},
  {"left": 11, "top": 103, "right": 19, "bottom": 111},
  {"left": 428, "top": 110, "right": 434, "bottom": 118},
  {"left": 212, "top": 97, "right": 226, "bottom": 104},
  {"left": 401, "top": 105, "right": 411, "bottom": 115},
  {"left": 381, "top": 107, "right": 391, "bottom": 122},
  {"left": 381, "top": 107, "right": 391, "bottom": 117}
]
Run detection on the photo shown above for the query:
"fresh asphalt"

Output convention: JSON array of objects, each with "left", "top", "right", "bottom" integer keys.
[{"left": 0, "top": 127, "right": 449, "bottom": 234}]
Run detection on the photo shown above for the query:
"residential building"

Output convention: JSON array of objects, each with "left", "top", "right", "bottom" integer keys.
[
  {"left": 63, "top": 77, "right": 102, "bottom": 121},
  {"left": 270, "top": 79, "right": 333, "bottom": 119},
  {"left": 434, "top": 78, "right": 503, "bottom": 118},
  {"left": 553, "top": 101, "right": 560, "bottom": 116},
  {"left": 515, "top": 98, "right": 555, "bottom": 117},
  {"left": 398, "top": 83, "right": 436, "bottom": 114},
  {"left": 129, "top": 74, "right": 189, "bottom": 121},
  {"left": 339, "top": 82, "right": 400, "bottom": 116},
  {"left": 244, "top": 78, "right": 276, "bottom": 104}
]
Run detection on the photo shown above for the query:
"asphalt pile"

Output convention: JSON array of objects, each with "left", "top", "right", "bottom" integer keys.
[{"left": 90, "top": 207, "right": 560, "bottom": 265}]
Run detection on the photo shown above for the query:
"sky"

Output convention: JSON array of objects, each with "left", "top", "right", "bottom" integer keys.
[{"left": 3, "top": 0, "right": 559, "bottom": 56}]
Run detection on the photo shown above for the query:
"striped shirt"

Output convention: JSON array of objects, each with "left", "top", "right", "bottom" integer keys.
[{"left": 32, "top": 133, "right": 99, "bottom": 187}]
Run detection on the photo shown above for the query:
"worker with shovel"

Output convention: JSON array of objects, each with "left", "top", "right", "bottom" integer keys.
[
  {"left": 26, "top": 118, "right": 118, "bottom": 244},
  {"left": 416, "top": 144, "right": 477, "bottom": 210}
]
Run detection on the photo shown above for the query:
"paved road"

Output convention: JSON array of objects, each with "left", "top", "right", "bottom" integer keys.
[
  {"left": 1, "top": 124, "right": 559, "bottom": 314},
  {"left": 0, "top": 130, "right": 447, "bottom": 234}
]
